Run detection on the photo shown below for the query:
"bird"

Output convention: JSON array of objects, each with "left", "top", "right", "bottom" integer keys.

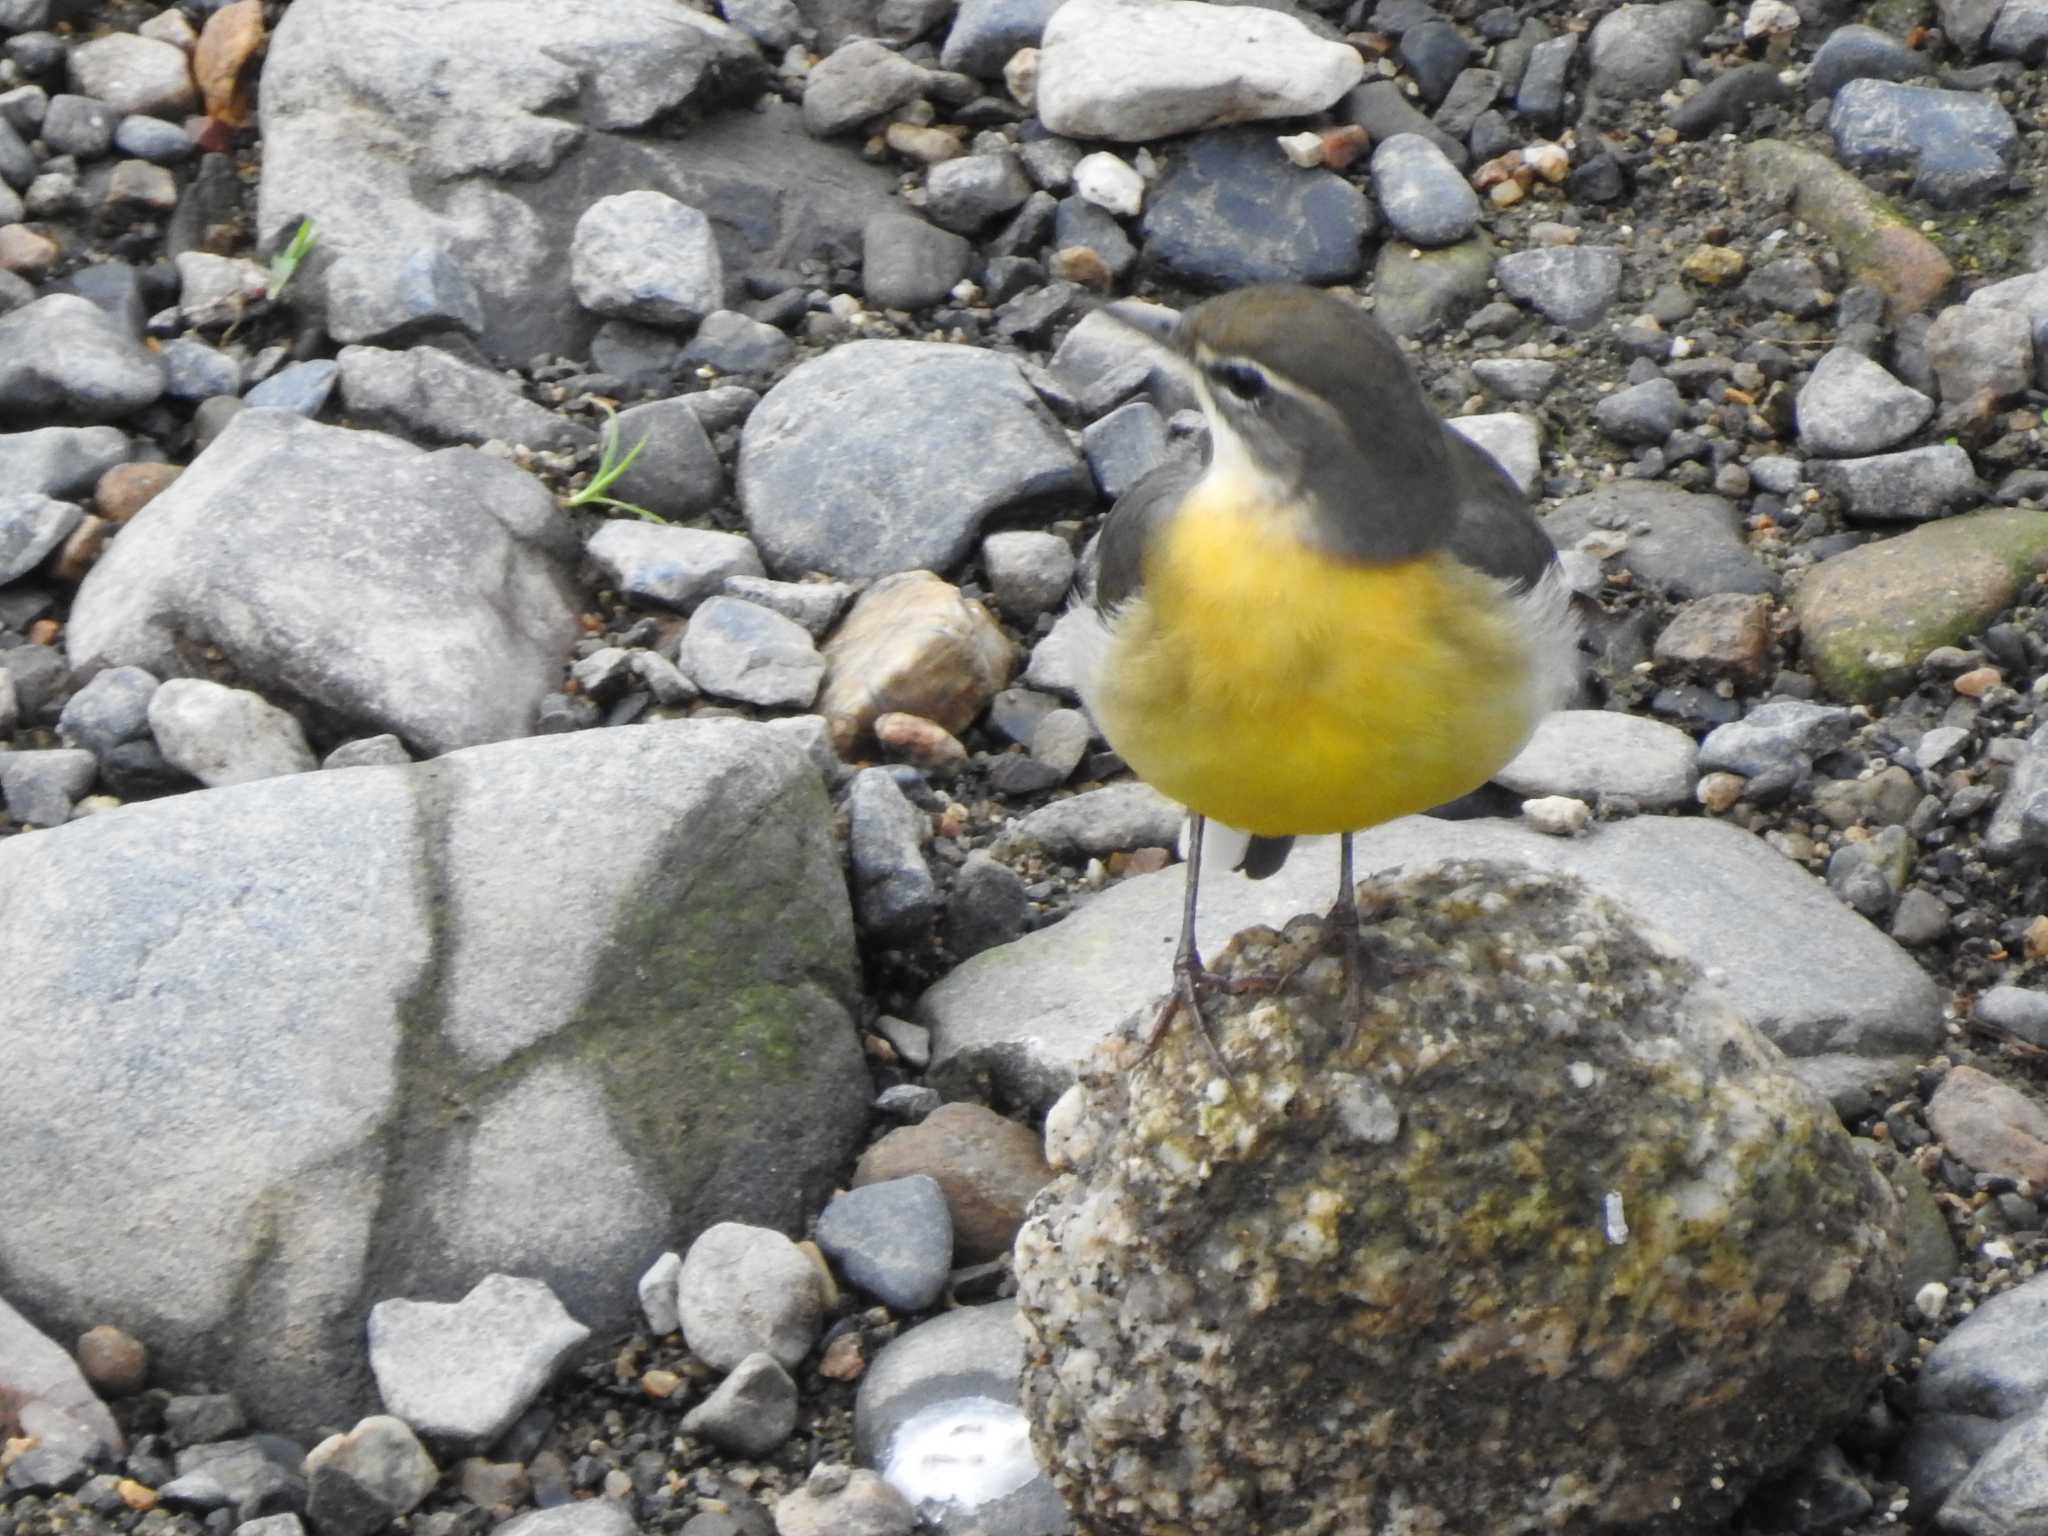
[{"left": 1071, "top": 283, "right": 1580, "bottom": 1070}]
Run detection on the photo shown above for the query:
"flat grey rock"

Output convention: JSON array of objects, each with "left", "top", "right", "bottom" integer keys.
[
  {"left": 0, "top": 295, "right": 164, "bottom": 425},
  {"left": 0, "top": 426, "right": 129, "bottom": 500},
  {"left": 739, "top": 340, "right": 1086, "bottom": 581},
  {"left": 1593, "top": 377, "right": 1682, "bottom": 446},
  {"left": 996, "top": 782, "right": 1181, "bottom": 860},
  {"left": 67, "top": 412, "right": 580, "bottom": 756},
  {"left": 1036, "top": 0, "right": 1362, "bottom": 140},
  {"left": 677, "top": 595, "right": 824, "bottom": 708},
  {"left": 496, "top": 1507, "right": 636, "bottom": 1536},
  {"left": 1829, "top": 79, "right": 2017, "bottom": 208},
  {"left": 1807, "top": 24, "right": 1923, "bottom": 98},
  {"left": 679, "top": 1352, "right": 799, "bottom": 1456},
  {"left": 1919, "top": 1271, "right": 2048, "bottom": 1421},
  {"left": 0, "top": 720, "right": 868, "bottom": 1438},
  {"left": 258, "top": 1, "right": 889, "bottom": 363},
  {"left": 1139, "top": 128, "right": 1372, "bottom": 288},
  {"left": 588, "top": 521, "right": 761, "bottom": 612},
  {"left": 369, "top": 1276, "right": 589, "bottom": 1452},
  {"left": 849, "top": 766, "right": 940, "bottom": 941},
  {"left": 1448, "top": 413, "right": 1540, "bottom": 496},
  {"left": 1542, "top": 481, "right": 1774, "bottom": 598},
  {"left": 67, "top": 33, "right": 197, "bottom": 118},
  {"left": 1494, "top": 710, "right": 1699, "bottom": 809},
  {"left": 1698, "top": 701, "right": 1857, "bottom": 776},
  {"left": 1794, "top": 347, "right": 1934, "bottom": 457},
  {"left": 336, "top": 346, "right": 591, "bottom": 453},
  {"left": 1812, "top": 444, "right": 1981, "bottom": 522},
  {"left": 921, "top": 815, "right": 1941, "bottom": 1113},
  {"left": 1494, "top": 246, "right": 1625, "bottom": 331}
]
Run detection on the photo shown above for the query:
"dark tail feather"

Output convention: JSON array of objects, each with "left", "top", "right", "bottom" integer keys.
[{"left": 1237, "top": 835, "right": 1295, "bottom": 880}]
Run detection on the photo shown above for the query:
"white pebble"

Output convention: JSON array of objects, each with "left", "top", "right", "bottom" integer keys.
[
  {"left": 1073, "top": 151, "right": 1145, "bottom": 217},
  {"left": 1913, "top": 1280, "right": 1948, "bottom": 1320},
  {"left": 1522, "top": 795, "right": 1591, "bottom": 837},
  {"left": 1277, "top": 131, "right": 1324, "bottom": 168}
]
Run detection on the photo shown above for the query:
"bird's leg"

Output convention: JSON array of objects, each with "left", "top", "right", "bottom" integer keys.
[
  {"left": 1333, "top": 830, "right": 1367, "bottom": 1024},
  {"left": 1136, "top": 814, "right": 1237, "bottom": 1081}
]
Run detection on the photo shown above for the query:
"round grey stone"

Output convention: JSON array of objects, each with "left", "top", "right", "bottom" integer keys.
[
  {"left": 57, "top": 664, "right": 158, "bottom": 755},
  {"left": 676, "top": 1222, "right": 825, "bottom": 1372},
  {"left": 571, "top": 191, "right": 724, "bottom": 328},
  {"left": 677, "top": 596, "right": 824, "bottom": 708},
  {"left": 815, "top": 1175, "right": 953, "bottom": 1313},
  {"left": 1794, "top": 347, "right": 1933, "bottom": 457},
  {"left": 1371, "top": 133, "right": 1480, "bottom": 248}
]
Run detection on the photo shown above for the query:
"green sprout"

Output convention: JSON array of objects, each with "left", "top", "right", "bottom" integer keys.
[
  {"left": 565, "top": 405, "right": 663, "bottom": 522},
  {"left": 266, "top": 218, "right": 319, "bottom": 301}
]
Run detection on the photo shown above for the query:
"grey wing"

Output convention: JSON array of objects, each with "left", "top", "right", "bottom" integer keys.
[
  {"left": 1092, "top": 457, "right": 1202, "bottom": 614},
  {"left": 1440, "top": 423, "right": 1558, "bottom": 595}
]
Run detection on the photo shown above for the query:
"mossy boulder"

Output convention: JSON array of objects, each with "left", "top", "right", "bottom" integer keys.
[
  {"left": 1791, "top": 507, "right": 2048, "bottom": 702},
  {"left": 1018, "top": 861, "right": 1899, "bottom": 1536},
  {"left": 1737, "top": 140, "right": 1953, "bottom": 316}
]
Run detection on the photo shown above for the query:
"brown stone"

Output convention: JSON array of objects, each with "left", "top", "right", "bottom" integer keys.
[
  {"left": 853, "top": 1101, "right": 1050, "bottom": 1264},
  {"left": 1652, "top": 592, "right": 1773, "bottom": 679},
  {"left": 75, "top": 1326, "right": 147, "bottom": 1397},
  {"left": 1926, "top": 1065, "right": 2048, "bottom": 1186},
  {"left": 0, "top": 225, "right": 59, "bottom": 281},
  {"left": 95, "top": 463, "right": 183, "bottom": 523},
  {"left": 50, "top": 515, "right": 108, "bottom": 584},
  {"left": 193, "top": 0, "right": 265, "bottom": 128},
  {"left": 1953, "top": 666, "right": 2001, "bottom": 697},
  {"left": 818, "top": 1332, "right": 867, "bottom": 1380},
  {"left": 1737, "top": 141, "right": 1952, "bottom": 318},
  {"left": 1317, "top": 124, "right": 1370, "bottom": 170},
  {"left": 1695, "top": 771, "right": 1744, "bottom": 813},
  {"left": 1048, "top": 245, "right": 1113, "bottom": 290},
  {"left": 874, "top": 711, "right": 968, "bottom": 775},
  {"left": 25, "top": 619, "right": 59, "bottom": 647},
  {"left": 817, "top": 571, "right": 1016, "bottom": 755},
  {"left": 1681, "top": 244, "right": 1746, "bottom": 286}
]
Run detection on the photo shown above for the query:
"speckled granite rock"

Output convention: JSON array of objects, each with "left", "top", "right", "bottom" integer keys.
[{"left": 1017, "top": 861, "right": 1899, "bottom": 1536}]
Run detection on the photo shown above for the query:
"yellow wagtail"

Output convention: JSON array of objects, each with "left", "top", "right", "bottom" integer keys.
[{"left": 1072, "top": 284, "right": 1580, "bottom": 1063}]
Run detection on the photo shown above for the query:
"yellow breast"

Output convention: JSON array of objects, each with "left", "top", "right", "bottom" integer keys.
[{"left": 1086, "top": 479, "right": 1539, "bottom": 837}]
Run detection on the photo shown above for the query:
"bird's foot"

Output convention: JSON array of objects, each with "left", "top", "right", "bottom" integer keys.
[{"left": 1133, "top": 961, "right": 1248, "bottom": 1083}]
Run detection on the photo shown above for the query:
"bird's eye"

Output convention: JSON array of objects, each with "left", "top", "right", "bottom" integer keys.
[{"left": 1209, "top": 360, "right": 1269, "bottom": 404}]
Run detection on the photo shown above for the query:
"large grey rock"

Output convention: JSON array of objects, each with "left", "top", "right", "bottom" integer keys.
[
  {"left": 66, "top": 411, "right": 580, "bottom": 756},
  {"left": 0, "top": 721, "right": 868, "bottom": 1438},
  {"left": 0, "top": 295, "right": 165, "bottom": 426},
  {"left": 0, "top": 427, "right": 129, "bottom": 500},
  {"left": 257, "top": 0, "right": 893, "bottom": 363},
  {"left": 738, "top": 341, "right": 1087, "bottom": 581},
  {"left": 1583, "top": 0, "right": 1714, "bottom": 102},
  {"left": 368, "top": 1276, "right": 589, "bottom": 1451},
  {"left": 1035, "top": 0, "right": 1362, "bottom": 141},
  {"left": 922, "top": 814, "right": 1941, "bottom": 1113},
  {"left": 1828, "top": 80, "right": 2018, "bottom": 208},
  {"left": 1139, "top": 129, "right": 1372, "bottom": 288},
  {"left": 1812, "top": 444, "right": 1981, "bottom": 523},
  {"left": 336, "top": 346, "right": 591, "bottom": 453}
]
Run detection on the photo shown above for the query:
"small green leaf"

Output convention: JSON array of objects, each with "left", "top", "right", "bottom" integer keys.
[{"left": 267, "top": 218, "right": 319, "bottom": 301}]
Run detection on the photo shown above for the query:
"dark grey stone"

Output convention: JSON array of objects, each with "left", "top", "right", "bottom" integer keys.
[
  {"left": 0, "top": 642, "right": 70, "bottom": 717},
  {"left": 1807, "top": 24, "right": 1926, "bottom": 98},
  {"left": 1594, "top": 377, "right": 1682, "bottom": 445},
  {"left": 0, "top": 112, "right": 33, "bottom": 187},
  {"left": 1052, "top": 196, "right": 1136, "bottom": 279},
  {"left": 681, "top": 310, "right": 793, "bottom": 376},
  {"left": 1432, "top": 66, "right": 1500, "bottom": 139},
  {"left": 1745, "top": 256, "right": 1832, "bottom": 316},
  {"left": 1513, "top": 34, "right": 1579, "bottom": 128},
  {"left": 243, "top": 360, "right": 340, "bottom": 416},
  {"left": 814, "top": 1175, "right": 953, "bottom": 1312},
  {"left": 679, "top": 1354, "right": 799, "bottom": 1456},
  {"left": 160, "top": 338, "right": 244, "bottom": 403},
  {"left": 58, "top": 665, "right": 159, "bottom": 754},
  {"left": 848, "top": 765, "right": 939, "bottom": 941},
  {"left": 863, "top": 213, "right": 972, "bottom": 311},
  {"left": 0, "top": 747, "right": 96, "bottom": 826},
  {"left": 1337, "top": 78, "right": 1467, "bottom": 167},
  {"left": 1828, "top": 79, "right": 2017, "bottom": 208},
  {"left": 1081, "top": 398, "right": 1167, "bottom": 502},
  {"left": 41, "top": 94, "right": 115, "bottom": 159},
  {"left": 1139, "top": 128, "right": 1372, "bottom": 288},
  {"left": 925, "top": 152, "right": 1034, "bottom": 234},
  {"left": 946, "top": 848, "right": 1032, "bottom": 958},
  {"left": 1397, "top": 18, "right": 1473, "bottom": 105},
  {"left": 1670, "top": 63, "right": 1793, "bottom": 138},
  {"left": 940, "top": 0, "right": 1066, "bottom": 75}
]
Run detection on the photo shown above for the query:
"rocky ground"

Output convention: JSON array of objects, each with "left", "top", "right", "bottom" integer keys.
[{"left": 7, "top": 0, "right": 2048, "bottom": 1530}]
